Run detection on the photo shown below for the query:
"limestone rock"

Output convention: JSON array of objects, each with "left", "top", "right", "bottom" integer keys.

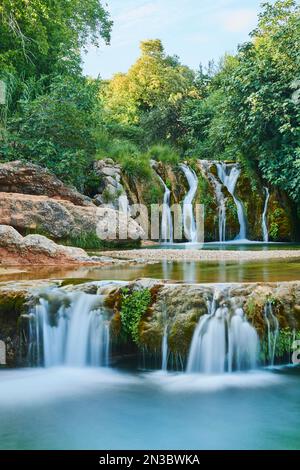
[
  {"left": 93, "top": 159, "right": 128, "bottom": 211},
  {"left": 0, "top": 193, "right": 144, "bottom": 241},
  {"left": 0, "top": 225, "right": 93, "bottom": 265},
  {"left": 0, "top": 161, "right": 92, "bottom": 206}
]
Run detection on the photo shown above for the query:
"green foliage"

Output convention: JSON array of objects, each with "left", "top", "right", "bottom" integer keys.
[
  {"left": 101, "top": 187, "right": 123, "bottom": 204},
  {"left": 120, "top": 155, "right": 152, "bottom": 182},
  {"left": 61, "top": 232, "right": 105, "bottom": 250},
  {"left": 0, "top": 75, "right": 103, "bottom": 190},
  {"left": 120, "top": 288, "right": 152, "bottom": 344},
  {"left": 220, "top": 0, "right": 300, "bottom": 202},
  {"left": 143, "top": 183, "right": 164, "bottom": 205},
  {"left": 198, "top": 174, "right": 212, "bottom": 207},
  {"left": 1, "top": 0, "right": 299, "bottom": 213},
  {"left": 0, "top": 0, "right": 112, "bottom": 79},
  {"left": 269, "top": 208, "right": 286, "bottom": 240},
  {"left": 260, "top": 327, "right": 300, "bottom": 363},
  {"left": 146, "top": 144, "right": 180, "bottom": 165},
  {"left": 269, "top": 223, "right": 279, "bottom": 240},
  {"left": 103, "top": 39, "right": 197, "bottom": 125}
]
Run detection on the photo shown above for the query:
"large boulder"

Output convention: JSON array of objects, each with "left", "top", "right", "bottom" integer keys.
[
  {"left": 0, "top": 225, "right": 93, "bottom": 265},
  {"left": 0, "top": 193, "right": 144, "bottom": 241},
  {"left": 0, "top": 161, "right": 92, "bottom": 206}
]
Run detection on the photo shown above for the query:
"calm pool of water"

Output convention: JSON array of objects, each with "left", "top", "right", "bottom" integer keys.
[
  {"left": 146, "top": 242, "right": 300, "bottom": 251},
  {"left": 0, "top": 366, "right": 299, "bottom": 450},
  {"left": 1, "top": 259, "right": 300, "bottom": 283}
]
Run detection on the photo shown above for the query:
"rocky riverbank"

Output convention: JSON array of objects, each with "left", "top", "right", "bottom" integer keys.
[
  {"left": 0, "top": 225, "right": 130, "bottom": 266},
  {"left": 99, "top": 248, "right": 300, "bottom": 263}
]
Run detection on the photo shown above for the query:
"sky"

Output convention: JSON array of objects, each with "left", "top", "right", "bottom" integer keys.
[{"left": 83, "top": 0, "right": 266, "bottom": 79}]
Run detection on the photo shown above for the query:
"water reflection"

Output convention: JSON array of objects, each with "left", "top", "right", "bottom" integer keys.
[{"left": 1, "top": 259, "right": 300, "bottom": 283}]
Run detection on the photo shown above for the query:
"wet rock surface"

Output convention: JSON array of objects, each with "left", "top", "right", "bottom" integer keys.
[{"left": 1, "top": 278, "right": 300, "bottom": 365}]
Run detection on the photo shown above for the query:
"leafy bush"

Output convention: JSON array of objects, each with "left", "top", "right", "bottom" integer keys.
[
  {"left": 1, "top": 75, "right": 102, "bottom": 191},
  {"left": 143, "top": 183, "right": 164, "bottom": 205},
  {"left": 147, "top": 144, "right": 180, "bottom": 165},
  {"left": 61, "top": 232, "right": 105, "bottom": 250},
  {"left": 120, "top": 288, "right": 152, "bottom": 344},
  {"left": 120, "top": 155, "right": 152, "bottom": 182}
]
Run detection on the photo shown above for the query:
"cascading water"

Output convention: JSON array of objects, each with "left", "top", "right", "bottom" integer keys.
[
  {"left": 28, "top": 289, "right": 111, "bottom": 368},
  {"left": 198, "top": 160, "right": 227, "bottom": 242},
  {"left": 263, "top": 301, "right": 279, "bottom": 366},
  {"left": 118, "top": 193, "right": 129, "bottom": 215},
  {"left": 216, "top": 163, "right": 247, "bottom": 240},
  {"left": 180, "top": 164, "right": 199, "bottom": 243},
  {"left": 262, "top": 187, "right": 270, "bottom": 242},
  {"left": 187, "top": 288, "right": 258, "bottom": 373},
  {"left": 161, "top": 325, "right": 169, "bottom": 371},
  {"left": 156, "top": 173, "right": 173, "bottom": 243}
]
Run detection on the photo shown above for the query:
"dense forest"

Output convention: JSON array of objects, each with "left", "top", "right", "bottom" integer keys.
[{"left": 0, "top": 0, "right": 299, "bottom": 206}]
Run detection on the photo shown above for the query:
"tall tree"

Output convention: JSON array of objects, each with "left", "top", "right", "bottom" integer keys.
[
  {"left": 103, "top": 39, "right": 198, "bottom": 130},
  {"left": 222, "top": 0, "right": 300, "bottom": 201},
  {"left": 0, "top": 0, "right": 112, "bottom": 77}
]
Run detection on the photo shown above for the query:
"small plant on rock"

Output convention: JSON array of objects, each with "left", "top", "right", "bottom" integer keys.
[{"left": 120, "top": 288, "right": 152, "bottom": 344}]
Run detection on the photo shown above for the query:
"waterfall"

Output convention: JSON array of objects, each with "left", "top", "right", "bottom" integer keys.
[
  {"left": 161, "top": 325, "right": 169, "bottom": 371},
  {"left": 216, "top": 163, "right": 247, "bottom": 240},
  {"left": 263, "top": 301, "right": 279, "bottom": 366},
  {"left": 198, "top": 160, "right": 227, "bottom": 242},
  {"left": 262, "top": 187, "right": 270, "bottom": 242},
  {"left": 28, "top": 289, "right": 111, "bottom": 368},
  {"left": 187, "top": 288, "right": 258, "bottom": 373},
  {"left": 180, "top": 164, "right": 199, "bottom": 243},
  {"left": 118, "top": 193, "right": 129, "bottom": 215},
  {"left": 156, "top": 174, "right": 173, "bottom": 243}
]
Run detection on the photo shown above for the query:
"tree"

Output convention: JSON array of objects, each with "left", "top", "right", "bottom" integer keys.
[
  {"left": 182, "top": 1, "right": 300, "bottom": 202},
  {"left": 103, "top": 39, "right": 198, "bottom": 134},
  {"left": 1, "top": 75, "right": 103, "bottom": 191},
  {"left": 0, "top": 0, "right": 112, "bottom": 78},
  {"left": 222, "top": 0, "right": 300, "bottom": 202}
]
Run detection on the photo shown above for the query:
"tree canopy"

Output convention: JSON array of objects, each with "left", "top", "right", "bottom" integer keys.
[
  {"left": 0, "top": 0, "right": 112, "bottom": 77},
  {"left": 0, "top": 0, "right": 299, "bottom": 206}
]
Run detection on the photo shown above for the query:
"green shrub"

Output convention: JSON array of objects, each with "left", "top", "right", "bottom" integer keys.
[
  {"left": 143, "top": 182, "right": 164, "bottom": 205},
  {"left": 147, "top": 144, "right": 180, "bottom": 165},
  {"left": 61, "top": 232, "right": 105, "bottom": 250},
  {"left": 120, "top": 288, "right": 152, "bottom": 344},
  {"left": 120, "top": 155, "right": 152, "bottom": 181}
]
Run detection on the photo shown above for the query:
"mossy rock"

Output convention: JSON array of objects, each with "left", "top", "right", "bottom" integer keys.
[
  {"left": 60, "top": 278, "right": 94, "bottom": 287},
  {"left": 139, "top": 286, "right": 209, "bottom": 355},
  {"left": 168, "top": 313, "right": 200, "bottom": 356},
  {"left": 244, "top": 285, "right": 299, "bottom": 337},
  {"left": 235, "top": 171, "right": 264, "bottom": 240},
  {"left": 196, "top": 170, "right": 218, "bottom": 241},
  {"left": 0, "top": 293, "right": 27, "bottom": 332},
  {"left": 0, "top": 292, "right": 28, "bottom": 366},
  {"left": 268, "top": 195, "right": 293, "bottom": 241}
]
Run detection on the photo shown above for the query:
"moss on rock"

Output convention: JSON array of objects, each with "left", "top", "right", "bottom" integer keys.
[{"left": 0, "top": 292, "right": 27, "bottom": 366}]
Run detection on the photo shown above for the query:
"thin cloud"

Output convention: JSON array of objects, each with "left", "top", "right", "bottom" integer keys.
[
  {"left": 116, "top": 2, "right": 160, "bottom": 27},
  {"left": 219, "top": 8, "right": 258, "bottom": 33}
]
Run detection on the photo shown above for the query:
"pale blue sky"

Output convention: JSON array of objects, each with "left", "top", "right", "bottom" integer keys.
[{"left": 83, "top": 0, "right": 268, "bottom": 79}]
